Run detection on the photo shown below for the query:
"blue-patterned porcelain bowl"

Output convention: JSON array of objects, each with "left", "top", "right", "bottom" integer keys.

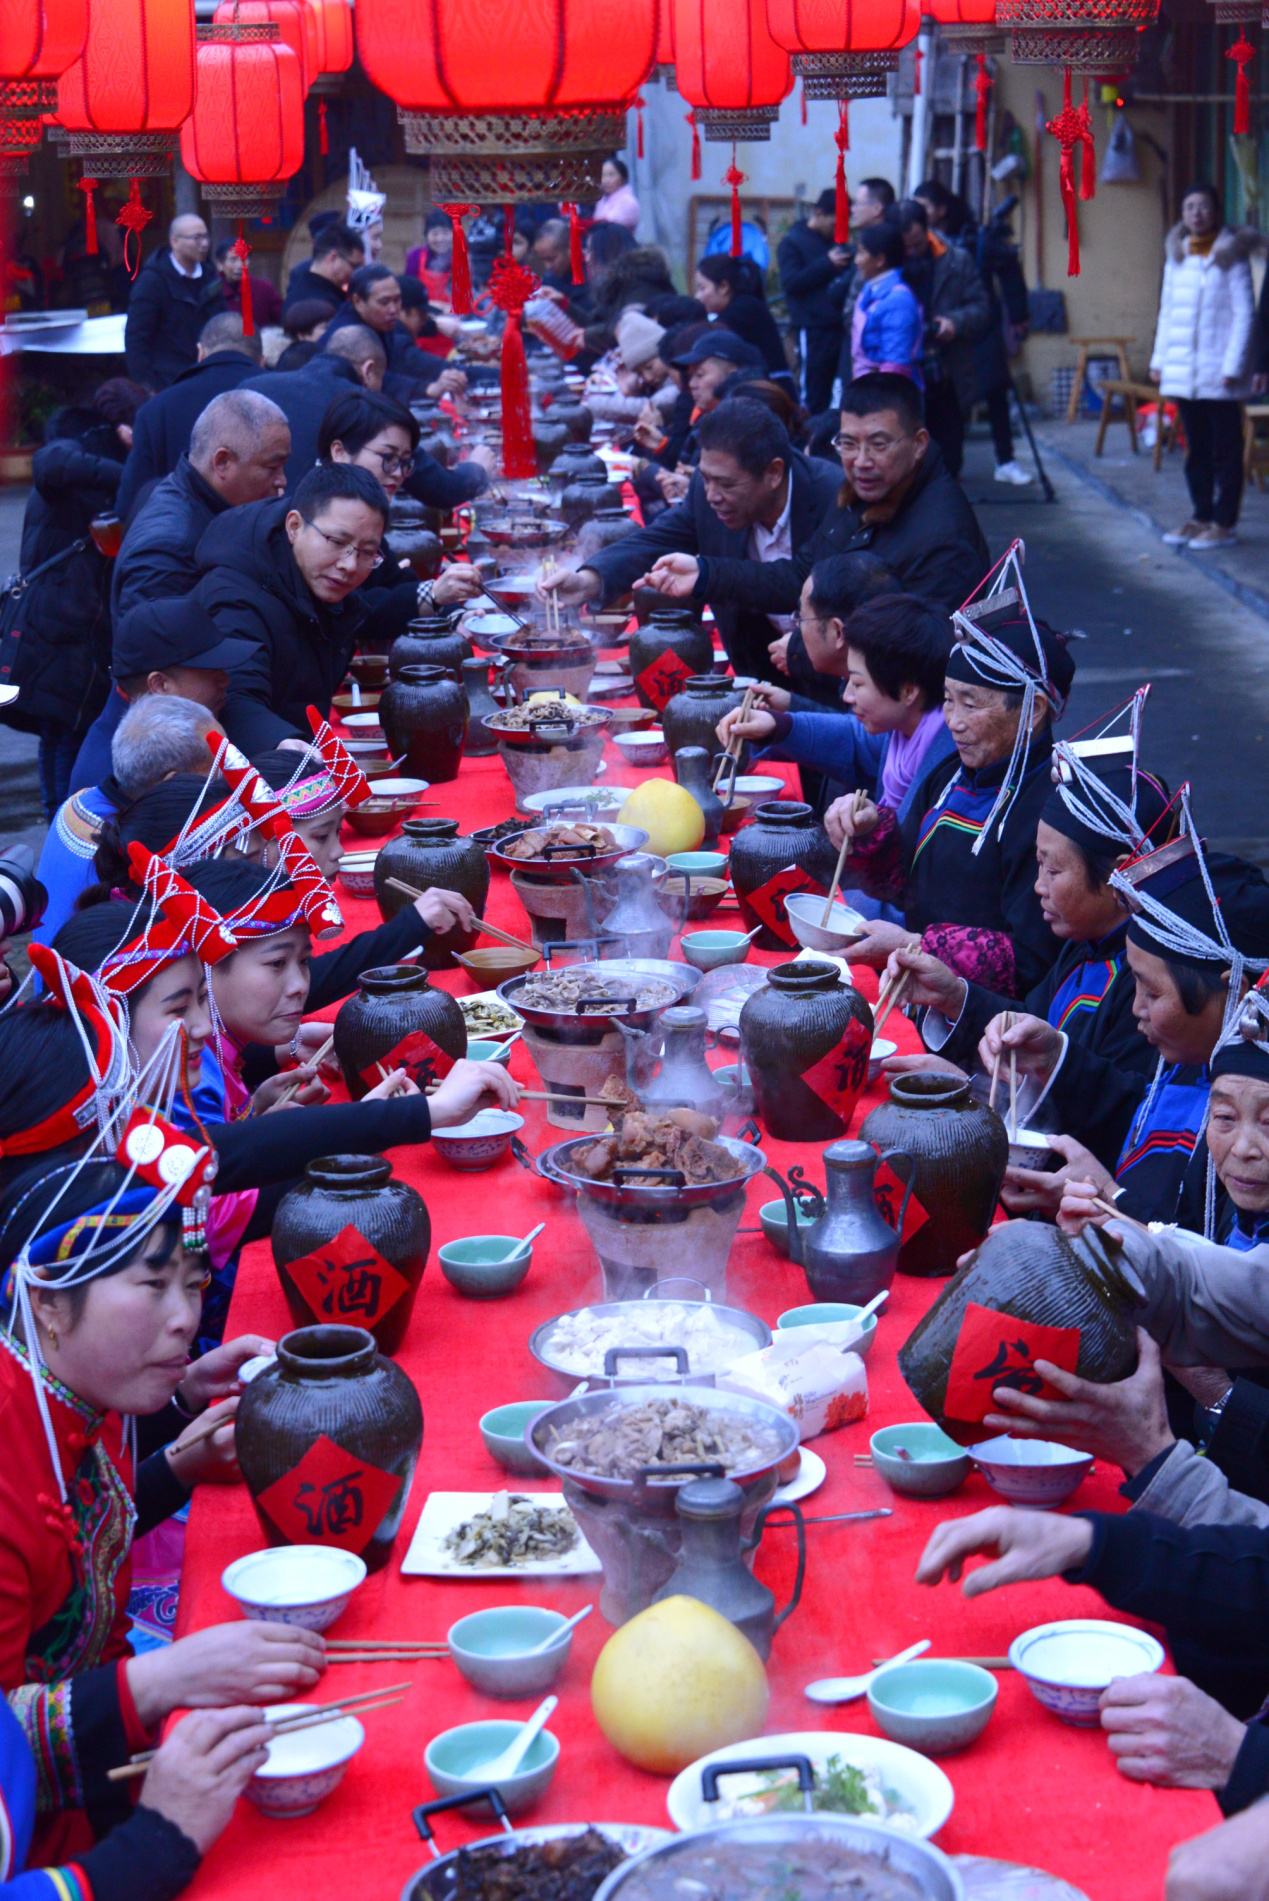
[
  {"left": 245, "top": 1702, "right": 364, "bottom": 1816},
  {"left": 1010, "top": 1619, "right": 1164, "bottom": 1725},
  {"left": 221, "top": 1546, "right": 366, "bottom": 1632}
]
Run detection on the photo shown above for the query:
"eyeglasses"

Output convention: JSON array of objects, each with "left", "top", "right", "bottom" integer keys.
[
  {"left": 300, "top": 517, "right": 384, "bottom": 568},
  {"left": 793, "top": 613, "right": 824, "bottom": 631},
  {"left": 832, "top": 432, "right": 912, "bottom": 456},
  {"left": 371, "top": 448, "right": 416, "bottom": 477}
]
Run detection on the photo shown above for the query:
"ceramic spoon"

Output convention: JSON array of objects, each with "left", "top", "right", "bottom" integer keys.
[
  {"left": 469, "top": 1695, "right": 558, "bottom": 1779},
  {"left": 500, "top": 1222, "right": 545, "bottom": 1264},
  {"left": 803, "top": 1638, "right": 931, "bottom": 1706},
  {"left": 524, "top": 1605, "right": 593, "bottom": 1655}
]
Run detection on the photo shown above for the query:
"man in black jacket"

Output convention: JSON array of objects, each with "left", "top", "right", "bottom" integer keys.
[
  {"left": 542, "top": 398, "right": 842, "bottom": 683},
  {"left": 325, "top": 264, "right": 465, "bottom": 401},
  {"left": 240, "top": 327, "right": 386, "bottom": 489},
  {"left": 284, "top": 221, "right": 360, "bottom": 316},
  {"left": 123, "top": 216, "right": 227, "bottom": 392},
  {"left": 777, "top": 190, "right": 852, "bottom": 414},
  {"left": 195, "top": 462, "right": 385, "bottom": 750},
  {"left": 118, "top": 313, "right": 263, "bottom": 518},
  {"left": 897, "top": 198, "right": 992, "bottom": 478}
]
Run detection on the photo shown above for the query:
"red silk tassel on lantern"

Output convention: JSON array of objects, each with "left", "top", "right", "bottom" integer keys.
[
  {"left": 834, "top": 101, "right": 850, "bottom": 242},
  {"left": 563, "top": 202, "right": 586, "bottom": 283},
  {"left": 439, "top": 203, "right": 476, "bottom": 314},
  {"left": 724, "top": 150, "right": 746, "bottom": 258},
  {"left": 503, "top": 203, "right": 515, "bottom": 255},
  {"left": 1077, "top": 77, "right": 1095, "bottom": 200},
  {"left": 635, "top": 91, "right": 645, "bottom": 159},
  {"left": 233, "top": 224, "right": 254, "bottom": 336},
  {"left": 686, "top": 109, "right": 701, "bottom": 180},
  {"left": 800, "top": 78, "right": 807, "bottom": 126},
  {"left": 913, "top": 45, "right": 922, "bottom": 97},
  {"left": 487, "top": 255, "right": 539, "bottom": 479},
  {"left": 1227, "top": 31, "right": 1254, "bottom": 136},
  {"left": 116, "top": 178, "right": 153, "bottom": 279},
  {"left": 78, "top": 176, "right": 99, "bottom": 255},
  {"left": 319, "top": 97, "right": 329, "bottom": 155},
  {"left": 1046, "top": 68, "right": 1085, "bottom": 278},
  {"left": 974, "top": 56, "right": 991, "bottom": 154}
]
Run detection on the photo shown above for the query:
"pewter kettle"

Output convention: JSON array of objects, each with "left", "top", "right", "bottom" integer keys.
[
  {"left": 650, "top": 1475, "right": 805, "bottom": 1661},
  {"left": 599, "top": 853, "right": 675, "bottom": 961},
  {"left": 767, "top": 1140, "right": 916, "bottom": 1307},
  {"left": 614, "top": 1003, "right": 725, "bottom": 1124}
]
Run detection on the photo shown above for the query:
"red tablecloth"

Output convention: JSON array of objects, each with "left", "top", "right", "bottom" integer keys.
[{"left": 175, "top": 732, "right": 1214, "bottom": 1900}]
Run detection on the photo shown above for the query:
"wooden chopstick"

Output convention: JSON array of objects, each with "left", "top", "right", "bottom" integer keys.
[
  {"left": 871, "top": 1656, "right": 1013, "bottom": 1670},
  {"left": 473, "top": 915, "right": 537, "bottom": 955},
  {"left": 328, "top": 1650, "right": 448, "bottom": 1663},
  {"left": 872, "top": 968, "right": 911, "bottom": 1038},
  {"left": 1008, "top": 1044, "right": 1019, "bottom": 1143},
  {"left": 520, "top": 1089, "right": 615, "bottom": 1108},
  {"left": 275, "top": 1033, "right": 335, "bottom": 1107},
  {"left": 172, "top": 1403, "right": 238, "bottom": 1453},
  {"left": 990, "top": 1011, "right": 1011, "bottom": 1117},
  {"left": 712, "top": 686, "right": 755, "bottom": 791},
  {"left": 107, "top": 1685, "right": 411, "bottom": 1781},
  {"left": 326, "top": 1640, "right": 445, "bottom": 1652},
  {"left": 820, "top": 831, "right": 852, "bottom": 928}
]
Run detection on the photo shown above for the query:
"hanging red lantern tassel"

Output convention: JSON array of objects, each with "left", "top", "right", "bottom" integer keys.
[
  {"left": 1227, "top": 31, "right": 1254, "bottom": 136},
  {"left": 503, "top": 203, "right": 515, "bottom": 255},
  {"left": 913, "top": 44, "right": 922, "bottom": 97},
  {"left": 439, "top": 202, "right": 477, "bottom": 314},
  {"left": 974, "top": 56, "right": 991, "bottom": 154},
  {"left": 834, "top": 101, "right": 850, "bottom": 242},
  {"left": 724, "top": 150, "right": 746, "bottom": 258},
  {"left": 686, "top": 108, "right": 701, "bottom": 180},
  {"left": 233, "top": 223, "right": 255, "bottom": 336},
  {"left": 115, "top": 177, "right": 153, "bottom": 279},
  {"left": 800, "top": 77, "right": 807, "bottom": 126},
  {"left": 487, "top": 255, "right": 538, "bottom": 479},
  {"left": 562, "top": 201, "right": 586, "bottom": 284},
  {"left": 319, "top": 97, "right": 329, "bottom": 155},
  {"left": 1046, "top": 68, "right": 1084, "bottom": 278},
  {"left": 1076, "top": 77, "right": 1096, "bottom": 200},
  {"left": 78, "top": 176, "right": 99, "bottom": 256},
  {"left": 635, "top": 90, "right": 645, "bottom": 159}
]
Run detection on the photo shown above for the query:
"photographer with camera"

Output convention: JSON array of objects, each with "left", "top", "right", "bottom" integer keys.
[{"left": 896, "top": 198, "right": 991, "bottom": 478}]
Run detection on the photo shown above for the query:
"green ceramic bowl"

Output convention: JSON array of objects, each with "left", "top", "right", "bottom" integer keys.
[
  {"left": 438, "top": 1235, "right": 533, "bottom": 1298},
  {"left": 757, "top": 1198, "right": 817, "bottom": 1258},
  {"left": 466, "top": 1038, "right": 513, "bottom": 1067},
  {"left": 680, "top": 929, "right": 752, "bottom": 973},
  {"left": 870, "top": 1423, "right": 971, "bottom": 1498},
  {"left": 665, "top": 850, "right": 728, "bottom": 879},
  {"left": 868, "top": 1659, "right": 998, "bottom": 1755},
  {"left": 447, "top": 1605, "right": 574, "bottom": 1699},
  {"left": 479, "top": 1401, "right": 551, "bottom": 1475},
  {"left": 424, "top": 1717, "right": 559, "bottom": 1815},
  {"left": 776, "top": 1302, "right": 878, "bottom": 1359}
]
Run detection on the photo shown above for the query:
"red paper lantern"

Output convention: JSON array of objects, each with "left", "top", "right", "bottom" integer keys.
[
  {"left": 308, "top": 0, "right": 353, "bottom": 72},
  {"left": 765, "top": 0, "right": 920, "bottom": 96},
  {"left": 213, "top": 0, "right": 316, "bottom": 90},
  {"left": 1, "top": 0, "right": 88, "bottom": 116},
  {"left": 357, "top": 0, "right": 658, "bottom": 197},
  {"left": 54, "top": 0, "right": 196, "bottom": 175},
  {"left": 673, "top": 0, "right": 791, "bottom": 137},
  {"left": 926, "top": 0, "right": 1005, "bottom": 53},
  {"left": 999, "top": 0, "right": 1157, "bottom": 67},
  {"left": 180, "top": 20, "right": 305, "bottom": 218}
]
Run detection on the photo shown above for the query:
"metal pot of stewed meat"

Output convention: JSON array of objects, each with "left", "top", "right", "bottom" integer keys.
[{"left": 404, "top": 1788, "right": 673, "bottom": 1901}]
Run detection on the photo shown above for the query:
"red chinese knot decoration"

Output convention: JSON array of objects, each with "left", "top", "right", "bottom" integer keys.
[
  {"left": 437, "top": 202, "right": 478, "bottom": 314},
  {"left": 487, "top": 255, "right": 541, "bottom": 481},
  {"left": 672, "top": 0, "right": 791, "bottom": 141},
  {"left": 180, "top": 20, "right": 306, "bottom": 221},
  {"left": 1226, "top": 32, "right": 1254, "bottom": 136},
  {"left": 834, "top": 100, "right": 850, "bottom": 241},
  {"left": 114, "top": 175, "right": 152, "bottom": 276},
  {"left": 974, "top": 54, "right": 992, "bottom": 151},
  {"left": 1046, "top": 66, "right": 1096, "bottom": 276},
  {"left": 724, "top": 152, "right": 747, "bottom": 257}
]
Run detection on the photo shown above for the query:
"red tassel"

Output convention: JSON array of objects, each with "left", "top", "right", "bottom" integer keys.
[
  {"left": 319, "top": 97, "right": 329, "bottom": 155},
  {"left": 1077, "top": 77, "right": 1095, "bottom": 200},
  {"left": 1227, "top": 31, "right": 1254, "bottom": 136},
  {"left": 503, "top": 203, "right": 515, "bottom": 256},
  {"left": 439, "top": 202, "right": 476, "bottom": 315},
  {"left": 974, "top": 56, "right": 990, "bottom": 154},
  {"left": 724, "top": 149, "right": 746, "bottom": 258},
  {"left": 562, "top": 201, "right": 586, "bottom": 284},
  {"left": 78, "top": 175, "right": 99, "bottom": 255},
  {"left": 800, "top": 78, "right": 807, "bottom": 126},
  {"left": 686, "top": 109, "right": 701, "bottom": 180},
  {"left": 1046, "top": 68, "right": 1082, "bottom": 278},
  {"left": 487, "top": 256, "right": 539, "bottom": 479},
  {"left": 233, "top": 224, "right": 254, "bottom": 336},
  {"left": 635, "top": 91, "right": 645, "bottom": 159},
  {"left": 834, "top": 102, "right": 850, "bottom": 243},
  {"left": 115, "top": 177, "right": 153, "bottom": 279},
  {"left": 913, "top": 44, "right": 922, "bottom": 97}
]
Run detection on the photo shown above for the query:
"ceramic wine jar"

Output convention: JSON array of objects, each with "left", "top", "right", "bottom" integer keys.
[
  {"left": 661, "top": 675, "right": 746, "bottom": 766},
  {"left": 728, "top": 800, "right": 837, "bottom": 951},
  {"left": 235, "top": 1324, "right": 423, "bottom": 1572},
  {"left": 740, "top": 960, "right": 875, "bottom": 1142},
  {"left": 333, "top": 963, "right": 467, "bottom": 1098},
  {"left": 378, "top": 663, "right": 468, "bottom": 783},
  {"left": 389, "top": 615, "right": 472, "bottom": 684},
  {"left": 628, "top": 612, "right": 715, "bottom": 714},
  {"left": 373, "top": 818, "right": 490, "bottom": 969},
  {"left": 272, "top": 1155, "right": 429, "bottom": 1356},
  {"left": 673, "top": 746, "right": 724, "bottom": 845},
  {"left": 860, "top": 1074, "right": 1009, "bottom": 1278}
]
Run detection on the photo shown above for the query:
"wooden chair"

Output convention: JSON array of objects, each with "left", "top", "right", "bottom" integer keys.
[
  {"left": 1094, "top": 379, "right": 1175, "bottom": 470},
  {"left": 1065, "top": 336, "right": 1135, "bottom": 422},
  {"left": 1244, "top": 404, "right": 1269, "bottom": 492}
]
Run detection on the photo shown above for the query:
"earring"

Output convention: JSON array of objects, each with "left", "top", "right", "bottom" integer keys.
[{"left": 47, "top": 1322, "right": 58, "bottom": 1351}]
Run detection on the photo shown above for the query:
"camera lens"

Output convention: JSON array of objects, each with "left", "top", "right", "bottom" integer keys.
[{"left": 0, "top": 845, "right": 47, "bottom": 939}]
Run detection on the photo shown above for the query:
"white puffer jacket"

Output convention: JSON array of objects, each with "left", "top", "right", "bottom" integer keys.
[{"left": 1149, "top": 223, "right": 1261, "bottom": 402}]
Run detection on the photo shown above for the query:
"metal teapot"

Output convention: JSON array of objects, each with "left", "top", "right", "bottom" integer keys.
[
  {"left": 612, "top": 1003, "right": 726, "bottom": 1124},
  {"left": 766, "top": 1140, "right": 916, "bottom": 1307},
  {"left": 650, "top": 1475, "right": 805, "bottom": 1661}
]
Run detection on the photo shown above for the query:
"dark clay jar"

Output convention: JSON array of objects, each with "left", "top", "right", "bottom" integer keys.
[
  {"left": 235, "top": 1324, "right": 423, "bottom": 1573},
  {"left": 899, "top": 1221, "right": 1139, "bottom": 1443},
  {"left": 532, "top": 417, "right": 570, "bottom": 470},
  {"left": 379, "top": 663, "right": 468, "bottom": 784},
  {"left": 389, "top": 616, "right": 473, "bottom": 684},
  {"left": 551, "top": 400, "right": 593, "bottom": 442},
  {"left": 860, "top": 1074, "right": 1010, "bottom": 1279},
  {"left": 272, "top": 1155, "right": 430, "bottom": 1356},
  {"left": 739, "top": 961, "right": 875, "bottom": 1142},
  {"left": 559, "top": 471, "right": 610, "bottom": 531},
  {"left": 660, "top": 675, "right": 746, "bottom": 766},
  {"left": 728, "top": 800, "right": 838, "bottom": 951},
  {"left": 550, "top": 444, "right": 607, "bottom": 491},
  {"left": 628, "top": 614, "right": 715, "bottom": 714},
  {"left": 334, "top": 964, "right": 466, "bottom": 1100},
  {"left": 373, "top": 818, "right": 490, "bottom": 969}
]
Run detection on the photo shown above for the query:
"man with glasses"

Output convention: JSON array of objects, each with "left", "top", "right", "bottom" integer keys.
[{"left": 193, "top": 463, "right": 387, "bottom": 751}]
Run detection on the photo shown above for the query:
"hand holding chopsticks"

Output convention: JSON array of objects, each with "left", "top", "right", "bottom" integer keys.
[
  {"left": 818, "top": 791, "right": 864, "bottom": 926},
  {"left": 384, "top": 877, "right": 536, "bottom": 955},
  {"left": 872, "top": 966, "right": 912, "bottom": 1038},
  {"left": 106, "top": 1683, "right": 413, "bottom": 1782}
]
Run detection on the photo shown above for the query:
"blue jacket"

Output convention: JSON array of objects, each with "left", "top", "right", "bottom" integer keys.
[
  {"left": 762, "top": 708, "right": 959, "bottom": 826},
  {"left": 34, "top": 779, "right": 117, "bottom": 940},
  {"left": 853, "top": 272, "right": 924, "bottom": 384}
]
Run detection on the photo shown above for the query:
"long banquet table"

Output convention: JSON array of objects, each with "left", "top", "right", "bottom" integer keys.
[{"left": 175, "top": 731, "right": 1216, "bottom": 1900}]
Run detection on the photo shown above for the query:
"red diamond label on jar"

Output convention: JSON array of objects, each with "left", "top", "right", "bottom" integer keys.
[
  {"left": 255, "top": 1434, "right": 403, "bottom": 1553},
  {"left": 943, "top": 1301, "right": 1082, "bottom": 1425},
  {"left": 745, "top": 864, "right": 821, "bottom": 947},
  {"left": 285, "top": 1224, "right": 410, "bottom": 1329},
  {"left": 635, "top": 650, "right": 694, "bottom": 712},
  {"left": 800, "top": 1017, "right": 871, "bottom": 1123},
  {"left": 869, "top": 1152, "right": 930, "bottom": 1240},
  {"left": 359, "top": 1028, "right": 455, "bottom": 1093}
]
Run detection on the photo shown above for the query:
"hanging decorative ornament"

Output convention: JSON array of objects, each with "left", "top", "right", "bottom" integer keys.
[
  {"left": 1226, "top": 29, "right": 1255, "bottom": 133},
  {"left": 686, "top": 105, "right": 701, "bottom": 177},
  {"left": 318, "top": 94, "right": 328, "bottom": 152},
  {"left": 358, "top": 0, "right": 656, "bottom": 199},
  {"left": 1045, "top": 66, "right": 1096, "bottom": 274},
  {"left": 926, "top": 0, "right": 1006, "bottom": 57},
  {"left": 974, "top": 52, "right": 992, "bottom": 150},
  {"left": 724, "top": 149, "right": 747, "bottom": 256},
  {"left": 671, "top": 0, "right": 791, "bottom": 140},
  {"left": 1076, "top": 74, "right": 1096, "bottom": 196},
  {"left": 766, "top": 0, "right": 920, "bottom": 98},
  {"left": 233, "top": 224, "right": 255, "bottom": 333},
  {"left": 213, "top": 0, "right": 316, "bottom": 92},
  {"left": 561, "top": 201, "right": 587, "bottom": 282},
  {"left": 53, "top": 0, "right": 196, "bottom": 180},
  {"left": 486, "top": 254, "right": 539, "bottom": 479},
  {"left": 834, "top": 101, "right": 850, "bottom": 240},
  {"left": 115, "top": 175, "right": 153, "bottom": 276},
  {"left": 308, "top": 0, "right": 353, "bottom": 72},
  {"left": 1002, "top": 0, "right": 1158, "bottom": 68},
  {"left": 180, "top": 19, "right": 305, "bottom": 221},
  {"left": 635, "top": 88, "right": 646, "bottom": 156},
  {"left": 800, "top": 75, "right": 808, "bottom": 121},
  {"left": 76, "top": 172, "right": 99, "bottom": 252},
  {"left": 437, "top": 201, "right": 478, "bottom": 314}
]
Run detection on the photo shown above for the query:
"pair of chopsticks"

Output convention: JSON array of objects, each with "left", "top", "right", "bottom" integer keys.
[
  {"left": 712, "top": 687, "right": 755, "bottom": 793},
  {"left": 988, "top": 1012, "right": 1020, "bottom": 1140},
  {"left": 520, "top": 1089, "right": 615, "bottom": 1109},
  {"left": 327, "top": 1639, "right": 447, "bottom": 1664},
  {"left": 106, "top": 1683, "right": 411, "bottom": 1782},
  {"left": 872, "top": 966, "right": 912, "bottom": 1039},
  {"left": 274, "top": 1033, "right": 336, "bottom": 1108},
  {"left": 384, "top": 876, "right": 536, "bottom": 955},
  {"left": 541, "top": 555, "right": 562, "bottom": 633},
  {"left": 871, "top": 1655, "right": 1012, "bottom": 1670},
  {"left": 818, "top": 791, "right": 865, "bottom": 926}
]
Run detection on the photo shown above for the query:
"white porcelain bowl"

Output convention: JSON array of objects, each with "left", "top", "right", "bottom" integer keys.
[
  {"left": 1009, "top": 1619, "right": 1165, "bottom": 1725},
  {"left": 784, "top": 891, "right": 869, "bottom": 954},
  {"left": 868, "top": 1037, "right": 897, "bottom": 1083},
  {"left": 732, "top": 774, "right": 784, "bottom": 798},
  {"left": 666, "top": 1729, "right": 953, "bottom": 1838},
  {"left": 1005, "top": 1126, "right": 1059, "bottom": 1170},
  {"left": 363, "top": 776, "right": 429, "bottom": 799},
  {"left": 340, "top": 710, "right": 387, "bottom": 741},
  {"left": 221, "top": 1546, "right": 367, "bottom": 1631},
  {"left": 245, "top": 1702, "right": 365, "bottom": 1816},
  {"left": 431, "top": 1108, "right": 525, "bottom": 1171},
  {"left": 613, "top": 729, "right": 669, "bottom": 768},
  {"left": 337, "top": 851, "right": 379, "bottom": 897},
  {"left": 966, "top": 1435, "right": 1093, "bottom": 1510}
]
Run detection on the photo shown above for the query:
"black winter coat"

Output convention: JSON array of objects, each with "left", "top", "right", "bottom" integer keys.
[
  {"left": 111, "top": 455, "right": 229, "bottom": 625},
  {"left": 284, "top": 260, "right": 346, "bottom": 316},
  {"left": 194, "top": 498, "right": 366, "bottom": 750},
  {"left": 123, "top": 249, "right": 226, "bottom": 392},
  {"left": 240, "top": 352, "right": 365, "bottom": 490},
  {"left": 10, "top": 421, "right": 123, "bottom": 730},
  {"left": 777, "top": 220, "right": 848, "bottom": 332},
  {"left": 118, "top": 351, "right": 261, "bottom": 520},
  {"left": 900, "top": 238, "right": 992, "bottom": 416}
]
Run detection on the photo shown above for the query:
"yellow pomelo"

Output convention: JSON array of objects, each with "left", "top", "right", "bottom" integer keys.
[
  {"left": 617, "top": 779, "right": 705, "bottom": 857},
  {"left": 527, "top": 689, "right": 584, "bottom": 707},
  {"left": 591, "top": 1595, "right": 769, "bottom": 1773}
]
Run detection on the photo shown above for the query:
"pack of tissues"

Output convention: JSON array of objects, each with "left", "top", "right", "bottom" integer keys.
[{"left": 718, "top": 1324, "right": 869, "bottom": 1441}]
